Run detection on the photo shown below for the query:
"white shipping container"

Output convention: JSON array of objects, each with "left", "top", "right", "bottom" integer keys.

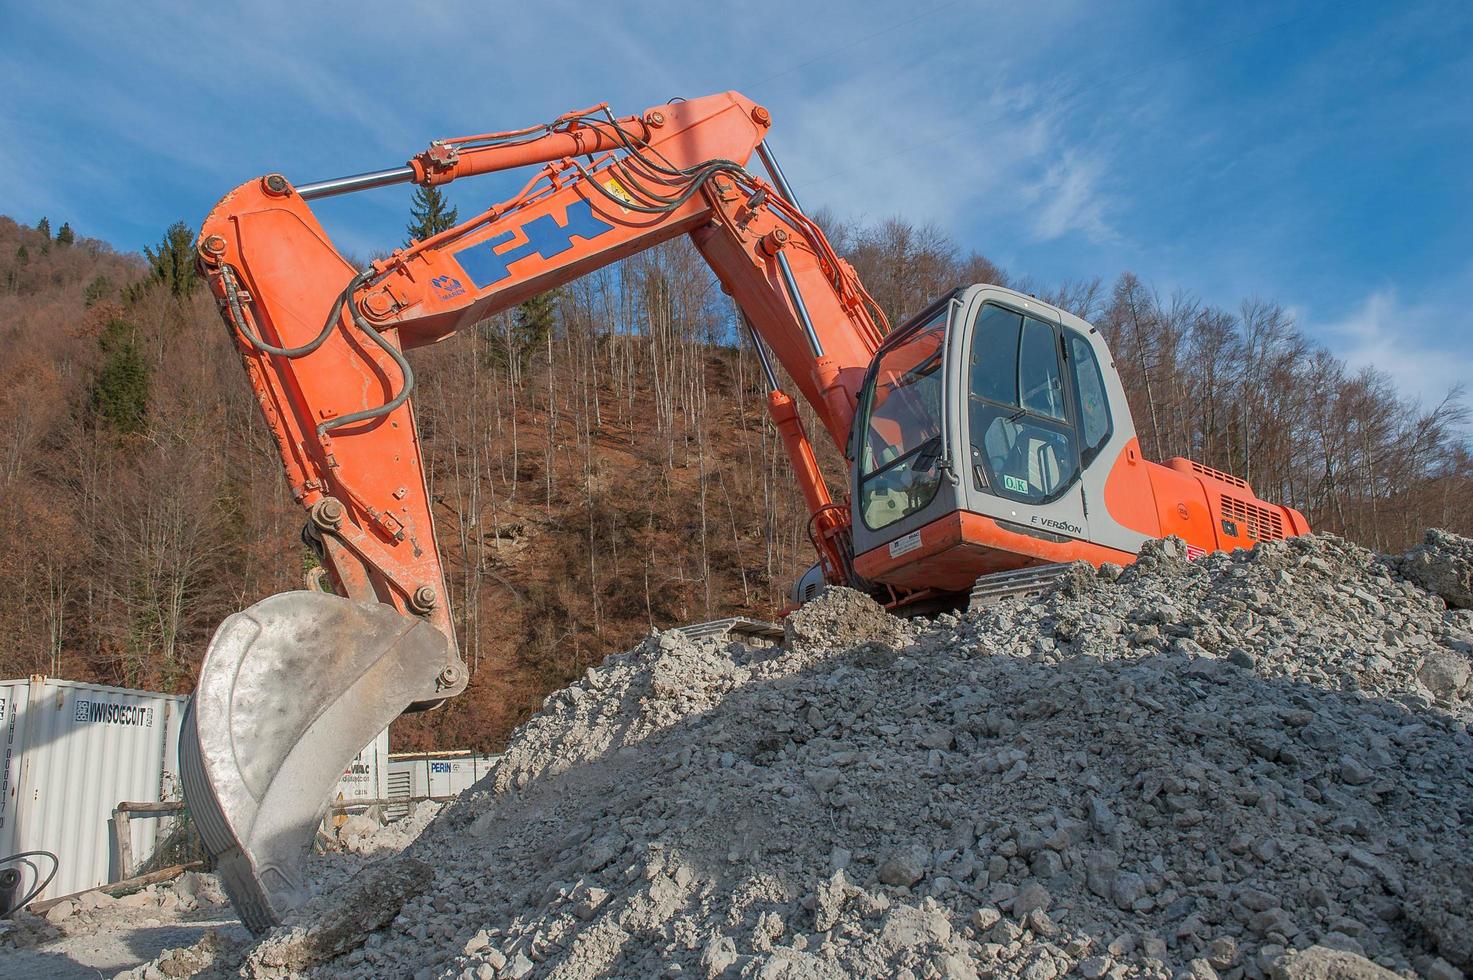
[
  {"left": 385, "top": 751, "right": 499, "bottom": 818},
  {"left": 0, "top": 675, "right": 187, "bottom": 903},
  {"left": 330, "top": 727, "right": 390, "bottom": 807}
]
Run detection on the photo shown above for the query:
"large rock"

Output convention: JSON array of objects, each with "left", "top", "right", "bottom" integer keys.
[
  {"left": 784, "top": 586, "right": 908, "bottom": 651},
  {"left": 876, "top": 844, "right": 930, "bottom": 887},
  {"left": 1270, "top": 945, "right": 1401, "bottom": 979},
  {"left": 335, "top": 812, "right": 381, "bottom": 851},
  {"left": 1400, "top": 529, "right": 1473, "bottom": 609},
  {"left": 1419, "top": 649, "right": 1471, "bottom": 702},
  {"left": 244, "top": 858, "right": 433, "bottom": 976}
]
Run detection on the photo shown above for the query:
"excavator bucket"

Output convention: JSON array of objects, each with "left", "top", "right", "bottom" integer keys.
[{"left": 179, "top": 591, "right": 458, "bottom": 933}]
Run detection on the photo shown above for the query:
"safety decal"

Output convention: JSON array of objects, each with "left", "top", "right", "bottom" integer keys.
[
  {"left": 603, "top": 177, "right": 636, "bottom": 213},
  {"left": 888, "top": 530, "right": 923, "bottom": 559}
]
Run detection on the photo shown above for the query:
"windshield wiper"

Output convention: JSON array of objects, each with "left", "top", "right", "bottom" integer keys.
[{"left": 912, "top": 435, "right": 943, "bottom": 471}]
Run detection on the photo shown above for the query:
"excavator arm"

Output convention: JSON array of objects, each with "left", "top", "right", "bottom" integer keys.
[{"left": 183, "top": 91, "right": 887, "bottom": 930}]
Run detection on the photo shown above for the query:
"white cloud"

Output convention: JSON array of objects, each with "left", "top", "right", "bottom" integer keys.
[
  {"left": 1027, "top": 151, "right": 1114, "bottom": 243},
  {"left": 776, "top": 68, "right": 1119, "bottom": 247},
  {"left": 1313, "top": 288, "right": 1473, "bottom": 408}
]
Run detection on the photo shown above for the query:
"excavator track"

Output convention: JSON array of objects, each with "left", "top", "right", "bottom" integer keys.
[{"left": 968, "top": 563, "right": 1074, "bottom": 610}]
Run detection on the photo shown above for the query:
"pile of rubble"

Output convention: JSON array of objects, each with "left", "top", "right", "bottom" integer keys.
[
  {"left": 161, "top": 532, "right": 1473, "bottom": 978},
  {"left": 2, "top": 869, "right": 231, "bottom": 948}
]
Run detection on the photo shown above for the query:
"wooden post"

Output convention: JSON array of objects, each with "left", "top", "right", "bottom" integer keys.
[
  {"left": 111, "top": 801, "right": 187, "bottom": 882},
  {"left": 113, "top": 808, "right": 132, "bottom": 881}
]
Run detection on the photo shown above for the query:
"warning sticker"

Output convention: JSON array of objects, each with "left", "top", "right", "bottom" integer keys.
[
  {"left": 888, "top": 530, "right": 922, "bottom": 559},
  {"left": 603, "top": 177, "right": 636, "bottom": 212}
]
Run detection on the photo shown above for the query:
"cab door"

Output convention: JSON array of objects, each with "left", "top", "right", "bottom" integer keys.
[
  {"left": 848, "top": 296, "right": 964, "bottom": 564},
  {"left": 957, "top": 289, "right": 1091, "bottom": 545}
]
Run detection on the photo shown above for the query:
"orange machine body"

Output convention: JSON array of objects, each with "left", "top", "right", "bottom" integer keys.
[{"left": 851, "top": 450, "right": 1311, "bottom": 593}]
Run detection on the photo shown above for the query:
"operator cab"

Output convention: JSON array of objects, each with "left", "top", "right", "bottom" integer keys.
[{"left": 846, "top": 284, "right": 1150, "bottom": 595}]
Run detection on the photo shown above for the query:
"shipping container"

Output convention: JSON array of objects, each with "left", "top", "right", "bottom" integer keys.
[
  {"left": 384, "top": 750, "right": 499, "bottom": 819},
  {"left": 0, "top": 675, "right": 187, "bottom": 904},
  {"left": 328, "top": 727, "right": 390, "bottom": 812}
]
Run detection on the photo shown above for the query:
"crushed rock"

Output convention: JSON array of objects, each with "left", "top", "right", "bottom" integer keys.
[
  {"left": 782, "top": 584, "right": 911, "bottom": 651},
  {"left": 147, "top": 532, "right": 1473, "bottom": 979},
  {"left": 243, "top": 858, "right": 435, "bottom": 975},
  {"left": 336, "top": 800, "right": 446, "bottom": 855},
  {"left": 1399, "top": 529, "right": 1473, "bottom": 611}
]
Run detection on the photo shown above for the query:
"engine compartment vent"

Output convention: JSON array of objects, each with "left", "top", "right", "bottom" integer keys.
[
  {"left": 1189, "top": 460, "right": 1248, "bottom": 489},
  {"left": 1220, "top": 495, "right": 1286, "bottom": 541}
]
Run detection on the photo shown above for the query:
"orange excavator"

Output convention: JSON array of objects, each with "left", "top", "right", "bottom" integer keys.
[{"left": 181, "top": 91, "right": 1309, "bottom": 931}]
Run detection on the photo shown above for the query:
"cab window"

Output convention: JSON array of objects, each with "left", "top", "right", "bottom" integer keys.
[
  {"left": 1019, "top": 318, "right": 1066, "bottom": 420},
  {"left": 966, "top": 304, "right": 1080, "bottom": 503},
  {"left": 1066, "top": 330, "right": 1112, "bottom": 462},
  {"left": 858, "top": 311, "right": 947, "bottom": 530}
]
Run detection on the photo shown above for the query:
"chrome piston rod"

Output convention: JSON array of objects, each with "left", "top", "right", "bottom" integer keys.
[
  {"left": 756, "top": 141, "right": 803, "bottom": 214},
  {"left": 296, "top": 166, "right": 417, "bottom": 201}
]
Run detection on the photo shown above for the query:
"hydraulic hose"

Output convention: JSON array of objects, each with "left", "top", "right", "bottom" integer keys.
[
  {"left": 318, "top": 275, "right": 416, "bottom": 437},
  {"left": 218, "top": 262, "right": 413, "bottom": 438},
  {"left": 0, "top": 849, "right": 59, "bottom": 918},
  {"left": 221, "top": 263, "right": 342, "bottom": 359}
]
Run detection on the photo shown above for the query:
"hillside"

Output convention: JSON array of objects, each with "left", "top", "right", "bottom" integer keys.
[{"left": 1, "top": 213, "right": 1469, "bottom": 752}]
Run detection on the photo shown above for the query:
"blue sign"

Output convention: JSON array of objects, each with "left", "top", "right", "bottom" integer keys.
[{"left": 452, "top": 198, "right": 615, "bottom": 289}]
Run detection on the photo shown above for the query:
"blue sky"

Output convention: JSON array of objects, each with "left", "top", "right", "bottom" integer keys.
[{"left": 3, "top": 0, "right": 1469, "bottom": 403}]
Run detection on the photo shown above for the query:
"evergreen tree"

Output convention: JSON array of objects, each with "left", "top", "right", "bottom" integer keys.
[
  {"left": 56, "top": 222, "right": 75, "bottom": 246},
  {"left": 84, "top": 274, "right": 113, "bottom": 307},
  {"left": 35, "top": 217, "right": 50, "bottom": 238},
  {"left": 143, "top": 221, "right": 198, "bottom": 298},
  {"left": 405, "top": 185, "right": 458, "bottom": 245},
  {"left": 515, "top": 291, "right": 559, "bottom": 352},
  {"left": 15, "top": 244, "right": 28, "bottom": 264},
  {"left": 91, "top": 319, "right": 150, "bottom": 434}
]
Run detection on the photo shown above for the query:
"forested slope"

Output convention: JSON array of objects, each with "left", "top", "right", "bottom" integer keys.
[{"left": 1, "top": 213, "right": 1467, "bottom": 750}]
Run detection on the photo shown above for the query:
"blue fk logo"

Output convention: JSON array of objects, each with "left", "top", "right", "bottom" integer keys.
[{"left": 451, "top": 199, "right": 615, "bottom": 289}]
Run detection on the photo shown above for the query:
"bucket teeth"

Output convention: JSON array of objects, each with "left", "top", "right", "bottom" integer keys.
[{"left": 179, "top": 590, "right": 459, "bottom": 932}]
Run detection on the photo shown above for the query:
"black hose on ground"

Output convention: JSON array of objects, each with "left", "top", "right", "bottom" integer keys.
[{"left": 0, "top": 849, "right": 59, "bottom": 917}]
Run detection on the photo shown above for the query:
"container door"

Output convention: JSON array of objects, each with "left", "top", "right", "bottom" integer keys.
[
  {"left": 18, "top": 679, "right": 173, "bottom": 898},
  {"left": 0, "top": 680, "right": 30, "bottom": 867}
]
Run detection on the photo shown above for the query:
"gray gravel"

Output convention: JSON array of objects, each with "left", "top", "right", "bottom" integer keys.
[{"left": 128, "top": 531, "right": 1473, "bottom": 979}]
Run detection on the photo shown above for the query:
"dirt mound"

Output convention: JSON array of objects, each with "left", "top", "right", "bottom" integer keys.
[{"left": 146, "top": 533, "right": 1473, "bottom": 979}]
